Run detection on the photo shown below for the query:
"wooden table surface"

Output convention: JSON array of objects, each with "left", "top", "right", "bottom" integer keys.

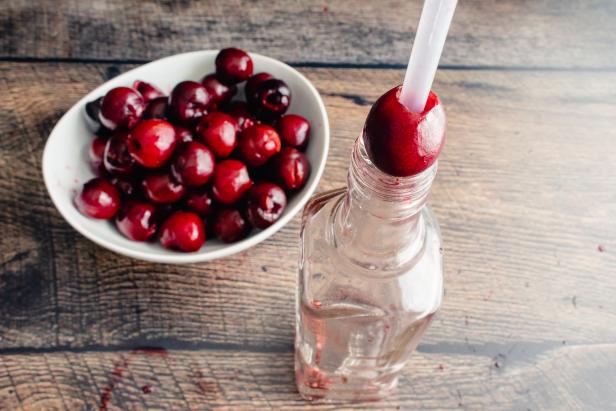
[{"left": 1, "top": 1, "right": 615, "bottom": 410}]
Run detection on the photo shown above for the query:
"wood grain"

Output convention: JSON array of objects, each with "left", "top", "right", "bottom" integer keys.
[
  {"left": 1, "top": 0, "right": 616, "bottom": 69},
  {"left": 1, "top": 344, "right": 615, "bottom": 410},
  {"left": 0, "top": 61, "right": 615, "bottom": 357}
]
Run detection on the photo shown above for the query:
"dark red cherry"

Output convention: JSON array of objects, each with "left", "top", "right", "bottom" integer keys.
[
  {"left": 223, "top": 101, "right": 256, "bottom": 131},
  {"left": 275, "top": 114, "right": 311, "bottom": 150},
  {"left": 272, "top": 147, "right": 310, "bottom": 191},
  {"left": 184, "top": 189, "right": 214, "bottom": 217},
  {"left": 248, "top": 79, "right": 291, "bottom": 120},
  {"left": 143, "top": 96, "right": 169, "bottom": 120},
  {"left": 246, "top": 182, "right": 287, "bottom": 229},
  {"left": 74, "top": 177, "right": 120, "bottom": 219},
  {"left": 215, "top": 48, "right": 253, "bottom": 85},
  {"left": 237, "top": 124, "right": 281, "bottom": 167},
  {"left": 99, "top": 87, "right": 145, "bottom": 131},
  {"left": 133, "top": 80, "right": 164, "bottom": 104},
  {"left": 115, "top": 201, "right": 158, "bottom": 241},
  {"left": 211, "top": 160, "right": 253, "bottom": 205},
  {"left": 110, "top": 174, "right": 140, "bottom": 198},
  {"left": 159, "top": 211, "right": 205, "bottom": 252},
  {"left": 364, "top": 85, "right": 445, "bottom": 177},
  {"left": 245, "top": 72, "right": 273, "bottom": 101},
  {"left": 169, "top": 81, "right": 211, "bottom": 126},
  {"left": 195, "top": 112, "right": 238, "bottom": 158},
  {"left": 201, "top": 74, "right": 236, "bottom": 107},
  {"left": 170, "top": 141, "right": 215, "bottom": 186},
  {"left": 89, "top": 135, "right": 108, "bottom": 174},
  {"left": 213, "top": 209, "right": 250, "bottom": 243},
  {"left": 174, "top": 126, "right": 194, "bottom": 143},
  {"left": 103, "top": 132, "right": 137, "bottom": 175},
  {"left": 127, "top": 119, "right": 177, "bottom": 168},
  {"left": 85, "top": 96, "right": 103, "bottom": 129},
  {"left": 142, "top": 171, "right": 186, "bottom": 204}
]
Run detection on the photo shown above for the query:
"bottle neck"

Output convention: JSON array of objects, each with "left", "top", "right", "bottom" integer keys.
[{"left": 334, "top": 137, "right": 436, "bottom": 271}]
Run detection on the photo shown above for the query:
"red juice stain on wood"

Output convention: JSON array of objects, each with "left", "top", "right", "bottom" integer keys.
[
  {"left": 438, "top": 364, "right": 445, "bottom": 371},
  {"left": 598, "top": 244, "right": 606, "bottom": 252},
  {"left": 141, "top": 385, "right": 153, "bottom": 394},
  {"left": 323, "top": 5, "right": 329, "bottom": 13},
  {"left": 98, "top": 347, "right": 167, "bottom": 411}
]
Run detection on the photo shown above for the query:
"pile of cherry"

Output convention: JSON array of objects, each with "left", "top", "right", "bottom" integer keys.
[{"left": 76, "top": 48, "right": 311, "bottom": 252}]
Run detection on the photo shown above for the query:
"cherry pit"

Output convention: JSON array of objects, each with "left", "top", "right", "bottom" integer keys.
[{"left": 76, "top": 48, "right": 312, "bottom": 252}]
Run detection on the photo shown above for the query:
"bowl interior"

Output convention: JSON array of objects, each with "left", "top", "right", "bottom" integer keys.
[{"left": 43, "top": 51, "right": 329, "bottom": 263}]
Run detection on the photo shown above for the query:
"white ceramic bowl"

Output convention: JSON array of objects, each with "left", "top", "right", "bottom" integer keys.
[{"left": 42, "top": 50, "right": 329, "bottom": 264}]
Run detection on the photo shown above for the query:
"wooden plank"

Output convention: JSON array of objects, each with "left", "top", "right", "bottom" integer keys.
[
  {"left": 0, "top": 62, "right": 615, "bottom": 355},
  {"left": 1, "top": 0, "right": 615, "bottom": 68},
  {"left": 1, "top": 344, "right": 615, "bottom": 410}
]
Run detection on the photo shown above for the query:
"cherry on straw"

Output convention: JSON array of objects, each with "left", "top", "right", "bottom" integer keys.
[{"left": 400, "top": 0, "right": 458, "bottom": 113}]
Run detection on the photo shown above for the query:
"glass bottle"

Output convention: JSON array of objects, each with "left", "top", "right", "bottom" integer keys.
[{"left": 295, "top": 136, "right": 444, "bottom": 401}]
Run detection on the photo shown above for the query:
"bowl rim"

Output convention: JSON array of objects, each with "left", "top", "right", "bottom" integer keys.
[{"left": 42, "top": 50, "right": 330, "bottom": 264}]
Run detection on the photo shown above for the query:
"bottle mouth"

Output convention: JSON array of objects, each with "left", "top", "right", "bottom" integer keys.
[{"left": 349, "top": 136, "right": 437, "bottom": 204}]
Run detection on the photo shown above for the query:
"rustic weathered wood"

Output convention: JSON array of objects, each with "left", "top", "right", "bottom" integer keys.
[
  {"left": 1, "top": 344, "right": 615, "bottom": 410},
  {"left": 0, "top": 61, "right": 615, "bottom": 360},
  {"left": 1, "top": 0, "right": 616, "bottom": 69}
]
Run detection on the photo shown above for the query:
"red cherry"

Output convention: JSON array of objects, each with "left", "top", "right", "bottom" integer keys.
[
  {"left": 89, "top": 135, "right": 108, "bottom": 174},
  {"left": 74, "top": 177, "right": 120, "bottom": 219},
  {"left": 237, "top": 124, "right": 282, "bottom": 167},
  {"left": 103, "top": 132, "right": 137, "bottom": 175},
  {"left": 174, "top": 126, "right": 193, "bottom": 143},
  {"left": 99, "top": 87, "right": 145, "bottom": 131},
  {"left": 201, "top": 74, "right": 236, "bottom": 107},
  {"left": 211, "top": 159, "right": 253, "bottom": 204},
  {"left": 245, "top": 72, "right": 273, "bottom": 101},
  {"left": 215, "top": 48, "right": 253, "bottom": 84},
  {"left": 169, "top": 81, "right": 211, "bottom": 125},
  {"left": 142, "top": 171, "right": 186, "bottom": 204},
  {"left": 184, "top": 189, "right": 214, "bottom": 217},
  {"left": 170, "top": 141, "right": 215, "bottom": 186},
  {"left": 159, "top": 211, "right": 205, "bottom": 252},
  {"left": 248, "top": 79, "right": 291, "bottom": 120},
  {"left": 275, "top": 114, "right": 311, "bottom": 150},
  {"left": 246, "top": 182, "right": 287, "bottom": 229},
  {"left": 127, "top": 119, "right": 177, "bottom": 168},
  {"left": 213, "top": 209, "right": 250, "bottom": 243},
  {"left": 143, "top": 96, "right": 169, "bottom": 120},
  {"left": 272, "top": 147, "right": 310, "bottom": 191},
  {"left": 110, "top": 174, "right": 140, "bottom": 198},
  {"left": 115, "top": 201, "right": 158, "bottom": 241},
  {"left": 223, "top": 101, "right": 255, "bottom": 131},
  {"left": 363, "top": 85, "right": 445, "bottom": 176},
  {"left": 195, "top": 112, "right": 238, "bottom": 158},
  {"left": 133, "top": 80, "right": 164, "bottom": 104}
]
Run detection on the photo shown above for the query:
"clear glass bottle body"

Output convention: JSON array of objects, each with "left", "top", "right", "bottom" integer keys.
[{"left": 295, "top": 137, "right": 443, "bottom": 401}]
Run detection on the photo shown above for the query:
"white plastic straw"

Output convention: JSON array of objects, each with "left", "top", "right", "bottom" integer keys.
[{"left": 400, "top": 0, "right": 458, "bottom": 113}]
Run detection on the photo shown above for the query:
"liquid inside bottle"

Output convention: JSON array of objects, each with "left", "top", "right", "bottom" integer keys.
[{"left": 295, "top": 137, "right": 443, "bottom": 401}]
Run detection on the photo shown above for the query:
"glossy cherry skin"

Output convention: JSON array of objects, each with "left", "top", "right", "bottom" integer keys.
[
  {"left": 213, "top": 209, "right": 250, "bottom": 243},
  {"left": 246, "top": 182, "right": 287, "bottom": 229},
  {"left": 184, "top": 189, "right": 214, "bottom": 217},
  {"left": 275, "top": 114, "right": 310, "bottom": 149},
  {"left": 195, "top": 112, "right": 238, "bottom": 158},
  {"left": 159, "top": 211, "right": 205, "bottom": 252},
  {"left": 211, "top": 159, "right": 253, "bottom": 205},
  {"left": 133, "top": 80, "right": 164, "bottom": 104},
  {"left": 104, "top": 132, "right": 137, "bottom": 175},
  {"left": 74, "top": 177, "right": 121, "bottom": 219},
  {"left": 169, "top": 81, "right": 211, "bottom": 126},
  {"left": 248, "top": 79, "right": 291, "bottom": 120},
  {"left": 363, "top": 85, "right": 445, "bottom": 176},
  {"left": 201, "top": 74, "right": 236, "bottom": 107},
  {"left": 85, "top": 96, "right": 103, "bottom": 129},
  {"left": 127, "top": 119, "right": 177, "bottom": 168},
  {"left": 272, "top": 147, "right": 310, "bottom": 191},
  {"left": 89, "top": 135, "right": 108, "bottom": 174},
  {"left": 245, "top": 72, "right": 273, "bottom": 101},
  {"left": 143, "top": 96, "right": 169, "bottom": 120},
  {"left": 170, "top": 141, "right": 215, "bottom": 186},
  {"left": 223, "top": 101, "right": 255, "bottom": 131},
  {"left": 142, "top": 171, "right": 186, "bottom": 204},
  {"left": 237, "top": 124, "right": 282, "bottom": 167},
  {"left": 99, "top": 87, "right": 145, "bottom": 131},
  {"left": 215, "top": 48, "right": 253, "bottom": 84},
  {"left": 115, "top": 201, "right": 158, "bottom": 241}
]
